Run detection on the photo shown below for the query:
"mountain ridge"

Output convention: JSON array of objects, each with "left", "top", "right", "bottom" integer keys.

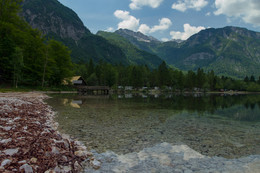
[{"left": 114, "top": 27, "right": 260, "bottom": 78}]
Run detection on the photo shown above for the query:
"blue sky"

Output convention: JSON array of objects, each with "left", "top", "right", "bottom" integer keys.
[{"left": 58, "top": 0, "right": 260, "bottom": 41}]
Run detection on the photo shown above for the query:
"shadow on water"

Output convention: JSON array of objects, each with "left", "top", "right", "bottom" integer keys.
[{"left": 47, "top": 93, "right": 260, "bottom": 159}]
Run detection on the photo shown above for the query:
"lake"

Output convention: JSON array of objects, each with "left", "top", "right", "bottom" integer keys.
[{"left": 47, "top": 93, "right": 260, "bottom": 159}]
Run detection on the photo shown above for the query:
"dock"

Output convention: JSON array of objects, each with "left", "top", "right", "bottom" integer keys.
[{"left": 76, "top": 86, "right": 110, "bottom": 95}]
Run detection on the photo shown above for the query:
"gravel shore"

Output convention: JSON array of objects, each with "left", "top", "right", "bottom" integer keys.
[
  {"left": 0, "top": 92, "right": 94, "bottom": 172},
  {"left": 2, "top": 92, "right": 259, "bottom": 172}
]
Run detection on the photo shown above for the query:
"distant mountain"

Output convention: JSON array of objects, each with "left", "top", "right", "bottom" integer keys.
[
  {"left": 97, "top": 31, "right": 163, "bottom": 68},
  {"left": 21, "top": 0, "right": 128, "bottom": 65},
  {"left": 115, "top": 29, "right": 162, "bottom": 55},
  {"left": 115, "top": 27, "right": 260, "bottom": 78}
]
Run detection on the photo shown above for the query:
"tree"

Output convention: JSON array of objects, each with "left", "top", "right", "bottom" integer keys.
[
  {"left": 185, "top": 70, "right": 196, "bottom": 89},
  {"left": 158, "top": 61, "right": 170, "bottom": 86},
  {"left": 48, "top": 40, "right": 73, "bottom": 85},
  {"left": 87, "top": 58, "right": 95, "bottom": 76},
  {"left": 207, "top": 70, "right": 216, "bottom": 91},
  {"left": 244, "top": 76, "right": 249, "bottom": 83},
  {"left": 196, "top": 68, "right": 205, "bottom": 88},
  {"left": 12, "top": 47, "right": 23, "bottom": 88},
  {"left": 0, "top": 0, "right": 22, "bottom": 23},
  {"left": 250, "top": 75, "right": 256, "bottom": 83},
  {"left": 130, "top": 66, "right": 143, "bottom": 88}
]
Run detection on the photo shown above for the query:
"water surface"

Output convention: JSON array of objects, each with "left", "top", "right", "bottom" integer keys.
[{"left": 47, "top": 93, "right": 260, "bottom": 159}]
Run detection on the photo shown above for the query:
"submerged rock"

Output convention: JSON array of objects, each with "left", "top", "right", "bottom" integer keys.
[{"left": 90, "top": 159, "right": 101, "bottom": 169}]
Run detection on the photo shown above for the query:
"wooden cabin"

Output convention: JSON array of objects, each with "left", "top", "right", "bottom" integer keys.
[
  {"left": 63, "top": 76, "right": 87, "bottom": 86},
  {"left": 63, "top": 76, "right": 110, "bottom": 95}
]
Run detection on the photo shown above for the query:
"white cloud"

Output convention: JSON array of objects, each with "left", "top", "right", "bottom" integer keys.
[
  {"left": 170, "top": 24, "right": 205, "bottom": 40},
  {"left": 150, "top": 18, "right": 172, "bottom": 33},
  {"left": 172, "top": 0, "right": 208, "bottom": 12},
  {"left": 114, "top": 10, "right": 140, "bottom": 31},
  {"left": 206, "top": 12, "right": 211, "bottom": 16},
  {"left": 138, "top": 18, "right": 172, "bottom": 34},
  {"left": 214, "top": 0, "right": 260, "bottom": 26},
  {"left": 130, "top": 0, "right": 164, "bottom": 10},
  {"left": 161, "top": 38, "right": 170, "bottom": 42},
  {"left": 106, "top": 27, "right": 114, "bottom": 32},
  {"left": 138, "top": 24, "right": 151, "bottom": 34}
]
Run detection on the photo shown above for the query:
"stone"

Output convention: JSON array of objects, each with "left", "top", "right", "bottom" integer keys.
[
  {"left": 75, "top": 150, "right": 86, "bottom": 157},
  {"left": 19, "top": 164, "right": 33, "bottom": 173},
  {"left": 74, "top": 161, "right": 82, "bottom": 170},
  {"left": 91, "top": 159, "right": 101, "bottom": 169},
  {"left": 18, "top": 160, "right": 27, "bottom": 164},
  {"left": 30, "top": 157, "right": 37, "bottom": 164},
  {"left": 54, "top": 166, "right": 62, "bottom": 172},
  {"left": 1, "top": 159, "right": 12, "bottom": 168},
  {"left": 0, "top": 138, "right": 12, "bottom": 144},
  {"left": 51, "top": 146, "right": 60, "bottom": 154},
  {"left": 3, "top": 148, "right": 19, "bottom": 156}
]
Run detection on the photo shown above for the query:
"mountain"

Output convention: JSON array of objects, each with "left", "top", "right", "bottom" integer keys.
[
  {"left": 97, "top": 31, "right": 163, "bottom": 68},
  {"left": 21, "top": 0, "right": 129, "bottom": 65},
  {"left": 115, "top": 27, "right": 260, "bottom": 78}
]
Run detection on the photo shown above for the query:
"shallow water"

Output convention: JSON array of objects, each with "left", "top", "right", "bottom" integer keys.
[{"left": 47, "top": 93, "right": 260, "bottom": 159}]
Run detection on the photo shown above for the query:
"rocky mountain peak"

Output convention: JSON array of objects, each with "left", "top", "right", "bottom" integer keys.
[
  {"left": 22, "top": 0, "right": 90, "bottom": 41},
  {"left": 115, "top": 29, "right": 160, "bottom": 43}
]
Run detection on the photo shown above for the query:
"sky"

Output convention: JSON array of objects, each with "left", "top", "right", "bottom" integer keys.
[{"left": 58, "top": 0, "right": 260, "bottom": 41}]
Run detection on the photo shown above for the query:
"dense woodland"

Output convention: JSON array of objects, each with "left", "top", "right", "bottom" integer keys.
[
  {"left": 1, "top": 0, "right": 260, "bottom": 92},
  {"left": 0, "top": 0, "right": 73, "bottom": 88},
  {"left": 75, "top": 60, "right": 260, "bottom": 92}
]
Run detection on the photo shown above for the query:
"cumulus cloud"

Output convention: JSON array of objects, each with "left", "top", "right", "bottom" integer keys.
[
  {"left": 130, "top": 0, "right": 164, "bottom": 10},
  {"left": 161, "top": 38, "right": 170, "bottom": 42},
  {"left": 170, "top": 24, "right": 205, "bottom": 40},
  {"left": 172, "top": 0, "right": 208, "bottom": 12},
  {"left": 138, "top": 24, "right": 151, "bottom": 34},
  {"left": 150, "top": 18, "right": 172, "bottom": 33},
  {"left": 214, "top": 0, "right": 260, "bottom": 26},
  {"left": 138, "top": 18, "right": 172, "bottom": 34},
  {"left": 106, "top": 27, "right": 114, "bottom": 32},
  {"left": 114, "top": 10, "right": 140, "bottom": 31}
]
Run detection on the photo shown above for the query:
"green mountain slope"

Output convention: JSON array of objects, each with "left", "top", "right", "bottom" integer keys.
[
  {"left": 21, "top": 0, "right": 128, "bottom": 64},
  {"left": 97, "top": 31, "right": 163, "bottom": 68},
  {"left": 115, "top": 27, "right": 260, "bottom": 78}
]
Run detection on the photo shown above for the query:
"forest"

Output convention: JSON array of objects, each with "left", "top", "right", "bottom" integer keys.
[
  {"left": 1, "top": 0, "right": 260, "bottom": 92},
  {"left": 0, "top": 0, "right": 73, "bottom": 88},
  {"left": 75, "top": 60, "right": 260, "bottom": 92}
]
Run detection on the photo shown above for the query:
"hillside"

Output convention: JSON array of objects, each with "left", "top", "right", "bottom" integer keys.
[
  {"left": 21, "top": 0, "right": 128, "bottom": 65},
  {"left": 97, "top": 31, "right": 163, "bottom": 68},
  {"left": 115, "top": 27, "right": 260, "bottom": 78}
]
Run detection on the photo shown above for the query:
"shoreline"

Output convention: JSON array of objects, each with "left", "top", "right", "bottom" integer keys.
[
  {"left": 1, "top": 92, "right": 260, "bottom": 172},
  {"left": 0, "top": 92, "right": 98, "bottom": 172}
]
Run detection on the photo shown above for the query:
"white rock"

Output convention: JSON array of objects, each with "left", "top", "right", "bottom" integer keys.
[
  {"left": 51, "top": 146, "right": 60, "bottom": 154},
  {"left": 74, "top": 150, "right": 86, "bottom": 157},
  {"left": 19, "top": 164, "right": 33, "bottom": 173},
  {"left": 3, "top": 148, "right": 19, "bottom": 156},
  {"left": 30, "top": 157, "right": 37, "bottom": 164},
  {"left": 0, "top": 138, "right": 12, "bottom": 144},
  {"left": 91, "top": 159, "right": 101, "bottom": 169},
  {"left": 1, "top": 159, "right": 11, "bottom": 167},
  {"left": 0, "top": 126, "right": 12, "bottom": 131},
  {"left": 18, "top": 160, "right": 27, "bottom": 164}
]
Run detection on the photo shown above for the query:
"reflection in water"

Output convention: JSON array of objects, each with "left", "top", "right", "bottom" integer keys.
[{"left": 47, "top": 94, "right": 260, "bottom": 159}]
